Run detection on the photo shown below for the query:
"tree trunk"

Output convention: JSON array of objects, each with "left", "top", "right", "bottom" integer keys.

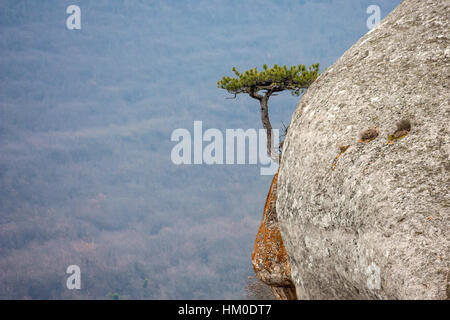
[
  {"left": 260, "top": 97, "right": 278, "bottom": 162},
  {"left": 249, "top": 88, "right": 279, "bottom": 162}
]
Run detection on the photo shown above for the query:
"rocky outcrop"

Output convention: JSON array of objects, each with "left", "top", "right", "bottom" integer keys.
[
  {"left": 252, "top": 171, "right": 297, "bottom": 300},
  {"left": 277, "top": 0, "right": 449, "bottom": 299}
]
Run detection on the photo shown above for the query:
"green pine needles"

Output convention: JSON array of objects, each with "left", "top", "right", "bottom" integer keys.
[{"left": 217, "top": 63, "right": 319, "bottom": 97}]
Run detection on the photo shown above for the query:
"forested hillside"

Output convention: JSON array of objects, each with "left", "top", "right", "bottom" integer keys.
[{"left": 0, "top": 0, "right": 400, "bottom": 299}]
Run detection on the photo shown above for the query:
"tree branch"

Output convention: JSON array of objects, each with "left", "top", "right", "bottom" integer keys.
[
  {"left": 226, "top": 93, "right": 238, "bottom": 99},
  {"left": 249, "top": 87, "right": 263, "bottom": 101}
]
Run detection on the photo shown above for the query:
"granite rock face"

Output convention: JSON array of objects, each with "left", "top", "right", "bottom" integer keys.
[
  {"left": 252, "top": 171, "right": 297, "bottom": 300},
  {"left": 277, "top": 0, "right": 449, "bottom": 299}
]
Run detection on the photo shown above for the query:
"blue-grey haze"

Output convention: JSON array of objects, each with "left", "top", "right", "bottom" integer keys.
[{"left": 0, "top": 0, "right": 401, "bottom": 299}]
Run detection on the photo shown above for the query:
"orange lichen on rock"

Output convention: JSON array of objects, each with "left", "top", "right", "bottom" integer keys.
[
  {"left": 331, "top": 144, "right": 350, "bottom": 170},
  {"left": 251, "top": 170, "right": 297, "bottom": 300},
  {"left": 358, "top": 127, "right": 379, "bottom": 143},
  {"left": 388, "top": 119, "right": 412, "bottom": 143}
]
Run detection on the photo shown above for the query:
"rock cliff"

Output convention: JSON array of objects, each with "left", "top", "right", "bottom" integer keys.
[{"left": 277, "top": 0, "right": 449, "bottom": 299}]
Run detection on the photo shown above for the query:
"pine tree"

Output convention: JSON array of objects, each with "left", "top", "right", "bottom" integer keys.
[{"left": 218, "top": 63, "right": 319, "bottom": 160}]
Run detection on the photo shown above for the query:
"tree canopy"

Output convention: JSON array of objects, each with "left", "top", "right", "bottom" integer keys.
[{"left": 217, "top": 63, "right": 319, "bottom": 98}]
